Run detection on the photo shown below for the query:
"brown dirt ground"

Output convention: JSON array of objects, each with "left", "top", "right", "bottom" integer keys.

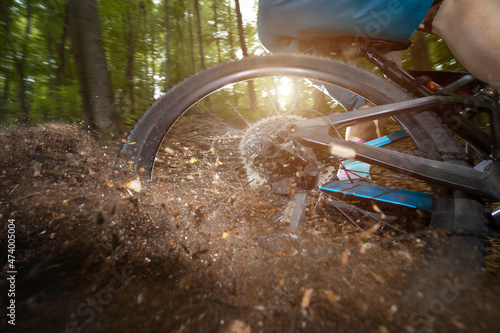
[{"left": 1, "top": 124, "right": 500, "bottom": 333}]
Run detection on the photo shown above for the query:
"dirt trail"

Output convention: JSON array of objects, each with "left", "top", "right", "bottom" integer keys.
[{"left": 1, "top": 124, "right": 499, "bottom": 333}]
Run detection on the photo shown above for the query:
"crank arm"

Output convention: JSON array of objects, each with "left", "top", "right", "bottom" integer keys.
[
  {"left": 288, "top": 124, "right": 500, "bottom": 199},
  {"left": 289, "top": 95, "right": 495, "bottom": 156}
]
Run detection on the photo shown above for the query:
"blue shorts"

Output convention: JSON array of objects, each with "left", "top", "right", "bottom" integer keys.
[
  {"left": 258, "top": 0, "right": 434, "bottom": 53},
  {"left": 258, "top": 0, "right": 434, "bottom": 111}
]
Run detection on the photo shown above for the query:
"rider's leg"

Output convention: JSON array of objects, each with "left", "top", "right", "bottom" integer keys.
[
  {"left": 341, "top": 51, "right": 398, "bottom": 181},
  {"left": 345, "top": 51, "right": 400, "bottom": 141},
  {"left": 432, "top": 0, "right": 500, "bottom": 90},
  {"left": 345, "top": 117, "right": 388, "bottom": 141}
]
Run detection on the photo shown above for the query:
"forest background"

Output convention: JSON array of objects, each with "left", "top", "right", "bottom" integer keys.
[{"left": 0, "top": 0, "right": 463, "bottom": 137}]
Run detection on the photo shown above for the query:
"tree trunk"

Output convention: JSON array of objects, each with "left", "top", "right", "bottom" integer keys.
[
  {"left": 150, "top": 5, "right": 157, "bottom": 94},
  {"left": 226, "top": 2, "right": 235, "bottom": 60},
  {"left": 55, "top": 12, "right": 69, "bottom": 87},
  {"left": 67, "top": 0, "right": 118, "bottom": 138},
  {"left": 125, "top": 0, "right": 135, "bottom": 116},
  {"left": 188, "top": 7, "right": 195, "bottom": 74},
  {"left": 2, "top": 0, "right": 31, "bottom": 122},
  {"left": 410, "top": 33, "right": 433, "bottom": 70},
  {"left": 193, "top": 0, "right": 206, "bottom": 70},
  {"left": 44, "top": 34, "right": 55, "bottom": 120},
  {"left": 0, "top": 75, "right": 9, "bottom": 122},
  {"left": 234, "top": 0, "right": 248, "bottom": 57},
  {"left": 234, "top": 0, "right": 256, "bottom": 111},
  {"left": 0, "top": 0, "right": 13, "bottom": 122},
  {"left": 139, "top": 1, "right": 153, "bottom": 103},
  {"left": 212, "top": 0, "right": 222, "bottom": 63},
  {"left": 164, "top": 0, "right": 171, "bottom": 90},
  {"left": 53, "top": 10, "right": 69, "bottom": 119},
  {"left": 178, "top": 19, "right": 186, "bottom": 80},
  {"left": 16, "top": 1, "right": 33, "bottom": 122}
]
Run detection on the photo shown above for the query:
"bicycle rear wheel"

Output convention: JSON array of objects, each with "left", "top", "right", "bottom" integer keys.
[{"left": 120, "top": 54, "right": 487, "bottom": 275}]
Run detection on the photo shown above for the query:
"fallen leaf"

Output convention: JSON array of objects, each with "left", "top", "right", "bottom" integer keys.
[
  {"left": 398, "top": 249, "right": 413, "bottom": 262},
  {"left": 368, "top": 222, "right": 382, "bottom": 234},
  {"left": 222, "top": 232, "right": 230, "bottom": 239},
  {"left": 219, "top": 319, "right": 251, "bottom": 333},
  {"left": 301, "top": 288, "right": 314, "bottom": 310},
  {"left": 193, "top": 208, "right": 203, "bottom": 224},
  {"left": 379, "top": 325, "right": 389, "bottom": 333},
  {"left": 254, "top": 305, "right": 265, "bottom": 312},
  {"left": 126, "top": 178, "right": 142, "bottom": 193},
  {"left": 341, "top": 249, "right": 350, "bottom": 265},
  {"left": 323, "top": 290, "right": 341, "bottom": 304},
  {"left": 212, "top": 174, "right": 223, "bottom": 185},
  {"left": 369, "top": 272, "right": 387, "bottom": 285},
  {"left": 360, "top": 242, "right": 372, "bottom": 254},
  {"left": 372, "top": 204, "right": 386, "bottom": 219},
  {"left": 176, "top": 274, "right": 191, "bottom": 289},
  {"left": 66, "top": 153, "right": 79, "bottom": 166},
  {"left": 33, "top": 162, "right": 42, "bottom": 177},
  {"left": 450, "top": 316, "right": 466, "bottom": 330},
  {"left": 308, "top": 307, "right": 315, "bottom": 318}
]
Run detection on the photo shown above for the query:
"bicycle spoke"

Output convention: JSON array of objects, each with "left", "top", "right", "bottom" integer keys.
[{"left": 137, "top": 62, "right": 451, "bottom": 273}]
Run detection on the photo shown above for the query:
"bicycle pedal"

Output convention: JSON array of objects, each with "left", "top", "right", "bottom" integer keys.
[
  {"left": 321, "top": 181, "right": 432, "bottom": 211},
  {"left": 334, "top": 131, "right": 407, "bottom": 182}
]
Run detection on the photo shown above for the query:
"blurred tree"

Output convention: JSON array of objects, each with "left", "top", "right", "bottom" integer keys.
[
  {"left": 124, "top": 0, "right": 136, "bottom": 116},
  {"left": 410, "top": 33, "right": 433, "bottom": 70},
  {"left": 164, "top": 0, "right": 171, "bottom": 90},
  {"left": 194, "top": 0, "right": 206, "bottom": 70},
  {"left": 234, "top": 0, "right": 247, "bottom": 58},
  {"left": 188, "top": 6, "right": 196, "bottom": 74},
  {"left": 67, "top": 0, "right": 118, "bottom": 137},
  {"left": 11, "top": 0, "right": 32, "bottom": 122},
  {"left": 234, "top": 0, "right": 257, "bottom": 111},
  {"left": 402, "top": 32, "right": 465, "bottom": 72},
  {"left": 212, "top": 0, "right": 222, "bottom": 63},
  {"left": 0, "top": 0, "right": 15, "bottom": 122},
  {"left": 0, "top": 0, "right": 472, "bottom": 133},
  {"left": 225, "top": 1, "right": 235, "bottom": 59}
]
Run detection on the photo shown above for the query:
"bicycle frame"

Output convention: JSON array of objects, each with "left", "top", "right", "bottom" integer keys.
[{"left": 287, "top": 47, "right": 500, "bottom": 201}]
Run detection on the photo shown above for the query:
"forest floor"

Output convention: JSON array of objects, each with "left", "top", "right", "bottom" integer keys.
[{"left": 1, "top": 124, "right": 500, "bottom": 333}]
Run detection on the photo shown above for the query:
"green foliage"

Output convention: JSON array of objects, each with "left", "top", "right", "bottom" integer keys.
[
  {"left": 0, "top": 0, "right": 81, "bottom": 124},
  {"left": 0, "top": 1, "right": 468, "bottom": 127},
  {"left": 402, "top": 32, "right": 466, "bottom": 72}
]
